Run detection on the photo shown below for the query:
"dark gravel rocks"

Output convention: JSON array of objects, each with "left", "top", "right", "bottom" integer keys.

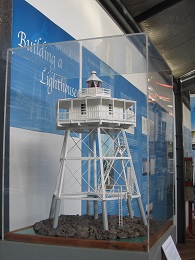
[{"left": 33, "top": 214, "right": 161, "bottom": 240}]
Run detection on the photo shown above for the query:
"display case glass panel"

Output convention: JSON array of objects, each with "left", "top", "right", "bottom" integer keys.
[{"left": 2, "top": 33, "right": 174, "bottom": 252}]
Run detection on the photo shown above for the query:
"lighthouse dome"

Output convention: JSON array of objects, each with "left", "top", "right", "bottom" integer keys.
[{"left": 86, "top": 71, "right": 102, "bottom": 88}]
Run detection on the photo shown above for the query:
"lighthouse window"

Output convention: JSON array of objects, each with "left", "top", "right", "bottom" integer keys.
[
  {"left": 81, "top": 103, "right": 86, "bottom": 115},
  {"left": 109, "top": 104, "right": 113, "bottom": 115}
]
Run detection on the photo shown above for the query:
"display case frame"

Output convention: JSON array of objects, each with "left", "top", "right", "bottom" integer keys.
[{"left": 2, "top": 33, "right": 175, "bottom": 255}]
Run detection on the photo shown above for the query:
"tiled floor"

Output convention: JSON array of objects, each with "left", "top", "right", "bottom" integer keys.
[
  {"left": 177, "top": 220, "right": 195, "bottom": 260},
  {"left": 177, "top": 240, "right": 195, "bottom": 260}
]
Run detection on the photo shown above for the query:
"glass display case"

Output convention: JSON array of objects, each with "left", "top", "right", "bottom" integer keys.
[{"left": 2, "top": 33, "right": 174, "bottom": 253}]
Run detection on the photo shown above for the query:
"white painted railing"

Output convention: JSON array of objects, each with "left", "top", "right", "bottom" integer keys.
[
  {"left": 77, "top": 87, "right": 111, "bottom": 97},
  {"left": 58, "top": 109, "right": 136, "bottom": 124}
]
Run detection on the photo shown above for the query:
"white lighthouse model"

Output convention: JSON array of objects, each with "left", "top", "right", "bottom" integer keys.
[{"left": 49, "top": 71, "right": 147, "bottom": 230}]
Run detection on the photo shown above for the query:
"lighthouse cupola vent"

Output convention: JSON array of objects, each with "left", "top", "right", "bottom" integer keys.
[{"left": 86, "top": 71, "right": 102, "bottom": 88}]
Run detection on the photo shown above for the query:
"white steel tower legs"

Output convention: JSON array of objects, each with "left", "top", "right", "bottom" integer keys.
[
  {"left": 121, "top": 129, "right": 147, "bottom": 226},
  {"left": 137, "top": 197, "right": 147, "bottom": 226},
  {"left": 86, "top": 135, "right": 91, "bottom": 216},
  {"left": 93, "top": 133, "right": 99, "bottom": 220},
  {"left": 49, "top": 129, "right": 70, "bottom": 228},
  {"left": 97, "top": 127, "right": 109, "bottom": 230},
  {"left": 49, "top": 127, "right": 147, "bottom": 230},
  {"left": 86, "top": 133, "right": 99, "bottom": 219}
]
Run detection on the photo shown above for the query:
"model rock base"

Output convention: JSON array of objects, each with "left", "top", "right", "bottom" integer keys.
[{"left": 33, "top": 214, "right": 161, "bottom": 240}]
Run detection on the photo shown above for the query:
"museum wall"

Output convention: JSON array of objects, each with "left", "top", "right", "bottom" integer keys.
[{"left": 25, "top": 0, "right": 123, "bottom": 40}]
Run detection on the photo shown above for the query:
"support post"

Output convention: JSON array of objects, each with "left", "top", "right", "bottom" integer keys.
[
  {"left": 49, "top": 130, "right": 67, "bottom": 218},
  {"left": 94, "top": 200, "right": 98, "bottom": 219},
  {"left": 174, "top": 79, "right": 185, "bottom": 243},
  {"left": 97, "top": 127, "right": 108, "bottom": 230},
  {"left": 102, "top": 200, "right": 108, "bottom": 230},
  {"left": 127, "top": 196, "right": 134, "bottom": 218},
  {"left": 122, "top": 129, "right": 147, "bottom": 225},
  {"left": 49, "top": 195, "right": 57, "bottom": 219},
  {"left": 53, "top": 199, "right": 61, "bottom": 228},
  {"left": 137, "top": 197, "right": 147, "bottom": 226},
  {"left": 52, "top": 129, "right": 70, "bottom": 228},
  {"left": 93, "top": 133, "right": 98, "bottom": 219},
  {"left": 86, "top": 135, "right": 91, "bottom": 215}
]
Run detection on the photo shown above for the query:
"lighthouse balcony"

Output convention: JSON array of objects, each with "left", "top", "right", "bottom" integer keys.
[
  {"left": 77, "top": 87, "right": 111, "bottom": 98},
  {"left": 57, "top": 109, "right": 136, "bottom": 129}
]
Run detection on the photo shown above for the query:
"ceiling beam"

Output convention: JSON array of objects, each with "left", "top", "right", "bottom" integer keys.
[
  {"left": 97, "top": 0, "right": 141, "bottom": 33},
  {"left": 181, "top": 76, "right": 195, "bottom": 93},
  {"left": 134, "top": 0, "right": 183, "bottom": 23}
]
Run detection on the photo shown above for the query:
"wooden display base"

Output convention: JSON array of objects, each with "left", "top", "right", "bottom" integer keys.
[{"left": 5, "top": 220, "right": 173, "bottom": 252}]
